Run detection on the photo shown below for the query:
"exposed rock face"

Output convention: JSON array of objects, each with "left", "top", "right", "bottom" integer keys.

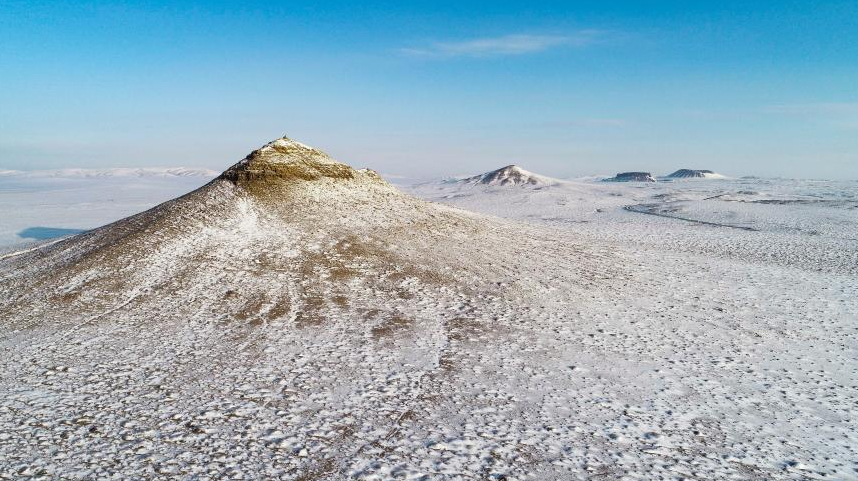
[
  {"left": 604, "top": 172, "right": 657, "bottom": 182},
  {"left": 667, "top": 169, "right": 723, "bottom": 179},
  {"left": 219, "top": 137, "right": 381, "bottom": 185},
  {"left": 460, "top": 165, "right": 553, "bottom": 186}
]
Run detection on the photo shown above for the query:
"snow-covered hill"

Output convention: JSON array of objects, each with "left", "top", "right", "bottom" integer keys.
[
  {"left": 456, "top": 164, "right": 556, "bottom": 186},
  {"left": 0, "top": 137, "right": 617, "bottom": 479}
]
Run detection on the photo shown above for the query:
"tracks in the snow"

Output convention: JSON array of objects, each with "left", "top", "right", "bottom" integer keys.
[{"left": 623, "top": 204, "right": 758, "bottom": 231}]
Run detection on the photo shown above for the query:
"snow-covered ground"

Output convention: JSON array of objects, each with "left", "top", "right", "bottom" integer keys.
[
  {"left": 0, "top": 169, "right": 217, "bottom": 249},
  {"left": 1, "top": 144, "right": 856, "bottom": 480},
  {"left": 408, "top": 175, "right": 858, "bottom": 478},
  {"left": 408, "top": 176, "right": 858, "bottom": 273}
]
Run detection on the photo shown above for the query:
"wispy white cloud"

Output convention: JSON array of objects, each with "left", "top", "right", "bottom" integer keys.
[{"left": 399, "top": 31, "right": 607, "bottom": 58}]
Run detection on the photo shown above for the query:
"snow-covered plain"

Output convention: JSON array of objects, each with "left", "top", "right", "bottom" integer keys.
[
  {"left": 0, "top": 168, "right": 217, "bottom": 249},
  {"left": 1, "top": 143, "right": 857, "bottom": 480},
  {"left": 407, "top": 176, "right": 858, "bottom": 479}
]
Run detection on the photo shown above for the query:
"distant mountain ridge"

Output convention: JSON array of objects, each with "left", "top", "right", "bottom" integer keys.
[{"left": 0, "top": 167, "right": 219, "bottom": 179}]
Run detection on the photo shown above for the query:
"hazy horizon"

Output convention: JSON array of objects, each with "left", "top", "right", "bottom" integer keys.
[{"left": 3, "top": 158, "right": 858, "bottom": 183}]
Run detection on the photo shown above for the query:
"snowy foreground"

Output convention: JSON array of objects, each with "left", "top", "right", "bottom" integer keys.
[{"left": 1, "top": 141, "right": 857, "bottom": 480}]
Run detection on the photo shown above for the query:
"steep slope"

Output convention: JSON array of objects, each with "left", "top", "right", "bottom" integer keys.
[{"left": 458, "top": 164, "right": 555, "bottom": 186}]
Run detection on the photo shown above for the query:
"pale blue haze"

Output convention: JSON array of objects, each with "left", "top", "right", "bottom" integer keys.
[{"left": 1, "top": 1, "right": 856, "bottom": 179}]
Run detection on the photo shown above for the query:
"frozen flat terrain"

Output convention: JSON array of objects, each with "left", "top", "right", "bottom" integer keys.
[
  {"left": 408, "top": 176, "right": 858, "bottom": 479},
  {"left": 1, "top": 142, "right": 856, "bottom": 480},
  {"left": 408, "top": 176, "right": 858, "bottom": 275},
  {"left": 0, "top": 169, "right": 217, "bottom": 250}
]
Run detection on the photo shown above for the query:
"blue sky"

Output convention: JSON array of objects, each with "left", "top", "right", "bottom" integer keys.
[{"left": 1, "top": 1, "right": 856, "bottom": 179}]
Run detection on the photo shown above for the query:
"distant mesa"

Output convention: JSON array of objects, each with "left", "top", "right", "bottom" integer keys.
[
  {"left": 459, "top": 165, "right": 554, "bottom": 187},
  {"left": 603, "top": 172, "right": 657, "bottom": 183},
  {"left": 666, "top": 169, "right": 726, "bottom": 179}
]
